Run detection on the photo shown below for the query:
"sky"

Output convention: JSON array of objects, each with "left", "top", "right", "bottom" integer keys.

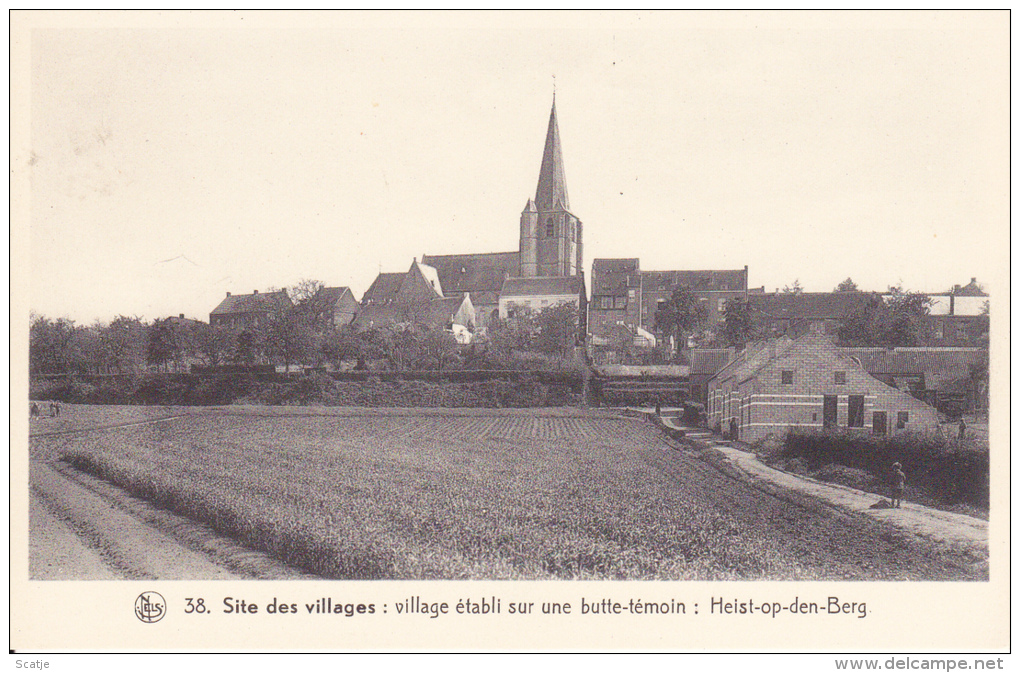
[{"left": 17, "top": 11, "right": 1010, "bottom": 325}]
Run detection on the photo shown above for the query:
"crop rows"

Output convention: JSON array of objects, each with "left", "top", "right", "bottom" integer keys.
[{"left": 44, "top": 409, "right": 986, "bottom": 581}]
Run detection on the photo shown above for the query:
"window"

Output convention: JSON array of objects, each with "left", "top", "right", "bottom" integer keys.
[
  {"left": 600, "top": 297, "right": 612, "bottom": 310},
  {"left": 718, "top": 298, "right": 727, "bottom": 313},
  {"left": 848, "top": 395, "right": 865, "bottom": 428},
  {"left": 897, "top": 411, "right": 909, "bottom": 429},
  {"left": 569, "top": 221, "right": 575, "bottom": 241},
  {"left": 834, "top": 371, "right": 846, "bottom": 385},
  {"left": 781, "top": 370, "right": 794, "bottom": 385},
  {"left": 546, "top": 218, "right": 555, "bottom": 237},
  {"left": 614, "top": 297, "right": 627, "bottom": 309},
  {"left": 628, "top": 289, "right": 636, "bottom": 298}
]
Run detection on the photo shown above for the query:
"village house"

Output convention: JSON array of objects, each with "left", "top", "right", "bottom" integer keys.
[
  {"left": 209, "top": 289, "right": 293, "bottom": 330},
  {"left": 841, "top": 347, "right": 987, "bottom": 415},
  {"left": 355, "top": 259, "right": 476, "bottom": 339},
  {"left": 707, "top": 333, "right": 940, "bottom": 444},
  {"left": 588, "top": 259, "right": 750, "bottom": 351},
  {"left": 317, "top": 286, "right": 360, "bottom": 329},
  {"left": 498, "top": 276, "right": 586, "bottom": 320},
  {"left": 746, "top": 291, "right": 875, "bottom": 339}
]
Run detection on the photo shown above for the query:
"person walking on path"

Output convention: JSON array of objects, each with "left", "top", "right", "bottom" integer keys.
[
  {"left": 958, "top": 417, "right": 967, "bottom": 440},
  {"left": 891, "top": 462, "right": 906, "bottom": 508}
]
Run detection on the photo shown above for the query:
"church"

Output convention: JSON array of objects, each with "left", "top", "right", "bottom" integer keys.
[{"left": 359, "top": 99, "right": 587, "bottom": 334}]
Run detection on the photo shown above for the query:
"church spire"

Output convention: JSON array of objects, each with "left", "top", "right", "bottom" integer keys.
[{"left": 534, "top": 99, "right": 569, "bottom": 212}]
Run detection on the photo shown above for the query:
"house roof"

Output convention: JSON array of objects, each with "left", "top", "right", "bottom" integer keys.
[
  {"left": 428, "top": 296, "right": 467, "bottom": 325},
  {"left": 641, "top": 269, "right": 748, "bottom": 293},
  {"left": 689, "top": 349, "right": 735, "bottom": 376},
  {"left": 412, "top": 260, "right": 444, "bottom": 298},
  {"left": 319, "top": 286, "right": 354, "bottom": 305},
  {"left": 421, "top": 251, "right": 519, "bottom": 295},
  {"left": 592, "top": 258, "right": 640, "bottom": 295},
  {"left": 841, "top": 347, "right": 984, "bottom": 389},
  {"left": 361, "top": 273, "right": 405, "bottom": 304},
  {"left": 747, "top": 291, "right": 876, "bottom": 320},
  {"left": 501, "top": 275, "right": 584, "bottom": 298},
  {"left": 210, "top": 290, "right": 291, "bottom": 316},
  {"left": 352, "top": 303, "right": 400, "bottom": 329}
]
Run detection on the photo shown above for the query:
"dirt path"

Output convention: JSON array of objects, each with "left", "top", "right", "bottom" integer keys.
[
  {"left": 30, "top": 462, "right": 243, "bottom": 580},
  {"left": 662, "top": 417, "right": 988, "bottom": 552}
]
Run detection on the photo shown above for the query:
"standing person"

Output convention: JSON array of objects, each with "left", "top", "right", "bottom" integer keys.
[
  {"left": 729, "top": 417, "right": 738, "bottom": 441},
  {"left": 958, "top": 417, "right": 967, "bottom": 440},
  {"left": 891, "top": 462, "right": 906, "bottom": 508},
  {"left": 30, "top": 402, "right": 39, "bottom": 418}
]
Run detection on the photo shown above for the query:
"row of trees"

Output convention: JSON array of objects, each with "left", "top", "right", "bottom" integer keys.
[{"left": 30, "top": 280, "right": 585, "bottom": 377}]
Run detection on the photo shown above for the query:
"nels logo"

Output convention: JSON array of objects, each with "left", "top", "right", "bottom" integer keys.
[{"left": 134, "top": 592, "right": 166, "bottom": 623}]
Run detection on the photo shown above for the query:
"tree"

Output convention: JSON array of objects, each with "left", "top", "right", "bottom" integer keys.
[
  {"left": 782, "top": 279, "right": 803, "bottom": 294},
  {"left": 837, "top": 287, "right": 932, "bottom": 347},
  {"left": 146, "top": 318, "right": 177, "bottom": 371},
  {"left": 654, "top": 286, "right": 708, "bottom": 353},
  {"left": 192, "top": 322, "right": 235, "bottom": 367},
  {"left": 719, "top": 296, "right": 761, "bottom": 348},
  {"left": 420, "top": 327, "right": 460, "bottom": 371},
  {"left": 490, "top": 305, "right": 536, "bottom": 360},
  {"left": 289, "top": 279, "right": 335, "bottom": 333},
  {"left": 534, "top": 302, "right": 580, "bottom": 358},
  {"left": 263, "top": 309, "right": 317, "bottom": 371},
  {"left": 320, "top": 325, "right": 364, "bottom": 370},
  {"left": 29, "top": 314, "right": 78, "bottom": 376},
  {"left": 100, "top": 316, "right": 149, "bottom": 374},
  {"left": 835, "top": 277, "right": 859, "bottom": 292}
]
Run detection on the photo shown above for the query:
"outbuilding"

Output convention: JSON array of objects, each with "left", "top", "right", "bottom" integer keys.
[{"left": 707, "top": 333, "right": 939, "bottom": 443}]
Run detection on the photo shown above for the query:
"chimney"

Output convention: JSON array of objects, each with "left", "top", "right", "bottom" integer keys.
[
  {"left": 971, "top": 277, "right": 977, "bottom": 283},
  {"left": 179, "top": 313, "right": 185, "bottom": 319},
  {"left": 226, "top": 292, "right": 231, "bottom": 297},
  {"left": 253, "top": 289, "right": 259, "bottom": 295}
]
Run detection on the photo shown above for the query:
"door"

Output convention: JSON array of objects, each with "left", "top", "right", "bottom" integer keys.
[
  {"left": 823, "top": 395, "right": 837, "bottom": 429},
  {"left": 872, "top": 411, "right": 887, "bottom": 435}
]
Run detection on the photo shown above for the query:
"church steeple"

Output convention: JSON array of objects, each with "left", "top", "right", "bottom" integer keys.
[
  {"left": 519, "top": 98, "right": 581, "bottom": 279},
  {"left": 534, "top": 100, "right": 569, "bottom": 212}
]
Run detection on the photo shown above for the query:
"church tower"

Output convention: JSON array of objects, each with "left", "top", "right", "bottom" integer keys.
[{"left": 519, "top": 100, "right": 582, "bottom": 278}]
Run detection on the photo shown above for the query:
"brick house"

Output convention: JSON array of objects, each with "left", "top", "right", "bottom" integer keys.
[
  {"left": 588, "top": 260, "right": 749, "bottom": 351},
  {"left": 707, "top": 333, "right": 940, "bottom": 443},
  {"left": 209, "top": 289, "right": 293, "bottom": 330},
  {"left": 746, "top": 291, "right": 875, "bottom": 339}
]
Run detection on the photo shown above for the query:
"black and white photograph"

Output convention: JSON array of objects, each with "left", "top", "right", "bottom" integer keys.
[{"left": 10, "top": 10, "right": 1009, "bottom": 655}]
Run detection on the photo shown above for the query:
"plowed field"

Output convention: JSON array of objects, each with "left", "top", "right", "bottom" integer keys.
[{"left": 28, "top": 405, "right": 986, "bottom": 580}]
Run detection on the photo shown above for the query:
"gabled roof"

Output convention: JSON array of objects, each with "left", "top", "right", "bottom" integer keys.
[
  {"left": 747, "top": 291, "right": 876, "bottom": 320},
  {"left": 689, "top": 349, "right": 735, "bottom": 376},
  {"left": 361, "top": 272, "right": 405, "bottom": 304},
  {"left": 210, "top": 290, "right": 292, "bottom": 315},
  {"left": 352, "top": 303, "right": 400, "bottom": 329},
  {"left": 411, "top": 260, "right": 444, "bottom": 298},
  {"left": 641, "top": 269, "right": 748, "bottom": 292},
  {"left": 319, "top": 286, "right": 355, "bottom": 305},
  {"left": 421, "top": 251, "right": 519, "bottom": 296},
  {"left": 428, "top": 296, "right": 468, "bottom": 325},
  {"left": 535, "top": 101, "right": 569, "bottom": 212},
  {"left": 841, "top": 347, "right": 984, "bottom": 389},
  {"left": 501, "top": 275, "right": 585, "bottom": 298}
]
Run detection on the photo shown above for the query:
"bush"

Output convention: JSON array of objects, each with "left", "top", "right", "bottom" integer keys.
[{"left": 776, "top": 429, "right": 988, "bottom": 511}]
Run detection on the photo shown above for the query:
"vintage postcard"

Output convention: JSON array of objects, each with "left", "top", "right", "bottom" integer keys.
[{"left": 9, "top": 10, "right": 1010, "bottom": 656}]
